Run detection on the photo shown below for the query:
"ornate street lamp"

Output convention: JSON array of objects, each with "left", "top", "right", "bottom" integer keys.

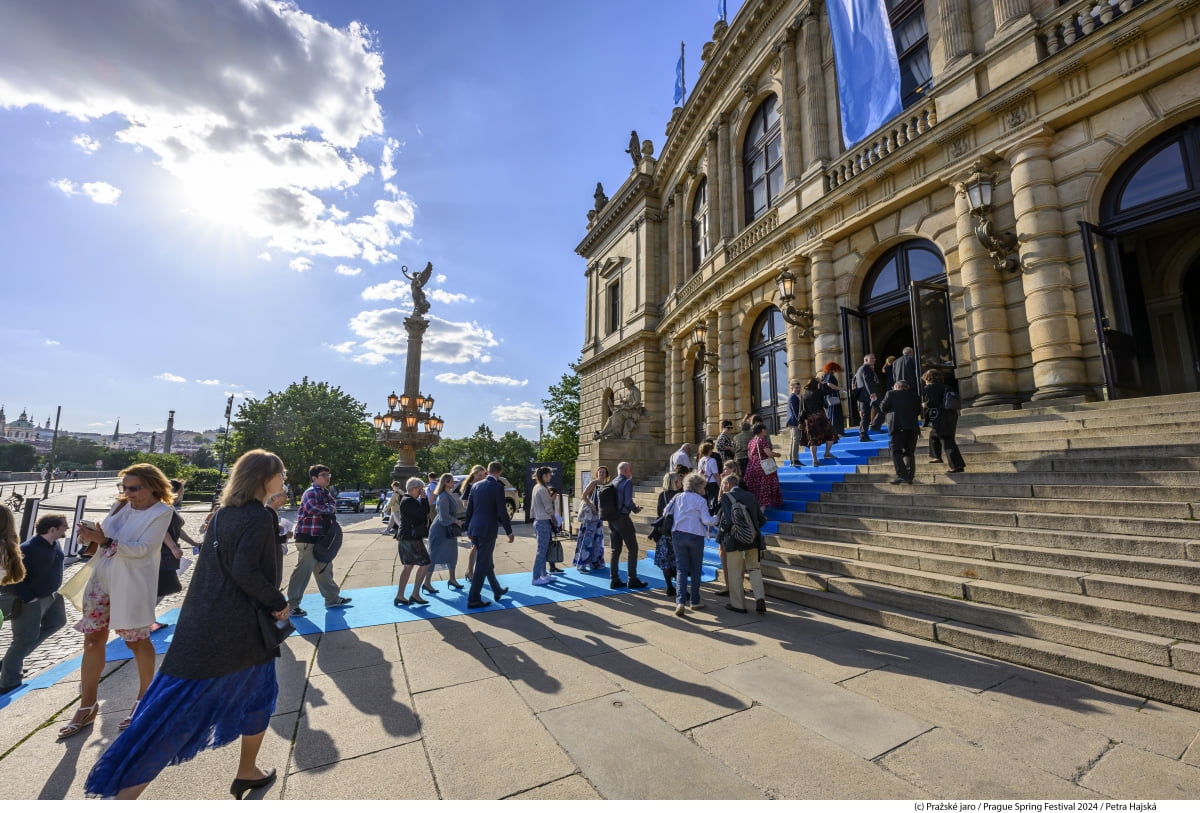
[
  {"left": 774, "top": 268, "right": 815, "bottom": 337},
  {"left": 690, "top": 322, "right": 719, "bottom": 373},
  {"left": 387, "top": 391, "right": 399, "bottom": 411},
  {"left": 960, "top": 166, "right": 1020, "bottom": 274}
]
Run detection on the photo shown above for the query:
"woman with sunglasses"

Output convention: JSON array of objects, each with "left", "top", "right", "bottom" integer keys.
[{"left": 64, "top": 463, "right": 177, "bottom": 739}]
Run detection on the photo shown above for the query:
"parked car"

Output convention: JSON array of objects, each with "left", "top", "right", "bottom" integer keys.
[
  {"left": 335, "top": 491, "right": 364, "bottom": 512},
  {"left": 451, "top": 475, "right": 519, "bottom": 521}
]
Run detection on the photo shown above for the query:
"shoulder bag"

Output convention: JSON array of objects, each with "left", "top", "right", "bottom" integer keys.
[{"left": 211, "top": 510, "right": 294, "bottom": 650}]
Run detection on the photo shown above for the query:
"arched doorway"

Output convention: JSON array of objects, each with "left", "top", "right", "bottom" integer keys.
[
  {"left": 1083, "top": 118, "right": 1200, "bottom": 398},
  {"left": 692, "top": 353, "right": 707, "bottom": 444},
  {"left": 748, "top": 307, "right": 789, "bottom": 434},
  {"left": 841, "top": 239, "right": 950, "bottom": 422}
]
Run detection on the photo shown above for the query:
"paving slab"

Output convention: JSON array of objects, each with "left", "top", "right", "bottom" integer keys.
[
  {"left": 538, "top": 691, "right": 763, "bottom": 800},
  {"left": 416, "top": 675, "right": 575, "bottom": 799},
  {"left": 617, "top": 618, "right": 766, "bottom": 674},
  {"left": 587, "top": 644, "right": 751, "bottom": 730},
  {"left": 284, "top": 740, "right": 438, "bottom": 799},
  {"left": 820, "top": 627, "right": 1020, "bottom": 691},
  {"left": 340, "top": 573, "right": 387, "bottom": 591},
  {"left": 711, "top": 656, "right": 931, "bottom": 759},
  {"left": 841, "top": 665, "right": 1111, "bottom": 781},
  {"left": 0, "top": 678, "right": 85, "bottom": 758},
  {"left": 311, "top": 624, "right": 400, "bottom": 676},
  {"left": 542, "top": 606, "right": 651, "bottom": 659},
  {"left": 1080, "top": 742, "right": 1200, "bottom": 799},
  {"left": 487, "top": 636, "right": 621, "bottom": 712},
  {"left": 396, "top": 623, "right": 500, "bottom": 694},
  {"left": 1183, "top": 733, "right": 1200, "bottom": 768},
  {"left": 878, "top": 727, "right": 1102, "bottom": 798},
  {"left": 275, "top": 634, "right": 318, "bottom": 716},
  {"left": 690, "top": 704, "right": 923, "bottom": 799},
  {"left": 455, "top": 605, "right": 559, "bottom": 649},
  {"left": 292, "top": 660, "right": 420, "bottom": 772},
  {"left": 507, "top": 774, "right": 603, "bottom": 800}
]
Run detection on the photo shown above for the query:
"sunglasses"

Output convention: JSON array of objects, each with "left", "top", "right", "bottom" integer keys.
[{"left": 118, "top": 483, "right": 146, "bottom": 493}]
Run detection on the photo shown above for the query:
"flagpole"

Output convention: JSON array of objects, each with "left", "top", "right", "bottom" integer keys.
[{"left": 680, "top": 41, "right": 686, "bottom": 102}]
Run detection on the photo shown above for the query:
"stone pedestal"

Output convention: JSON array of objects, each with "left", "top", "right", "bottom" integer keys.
[{"left": 585, "top": 436, "right": 670, "bottom": 483}]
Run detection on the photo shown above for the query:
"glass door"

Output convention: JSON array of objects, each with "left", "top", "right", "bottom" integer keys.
[
  {"left": 1080, "top": 220, "right": 1135, "bottom": 399},
  {"left": 841, "top": 306, "right": 868, "bottom": 424},
  {"left": 909, "top": 281, "right": 956, "bottom": 390}
]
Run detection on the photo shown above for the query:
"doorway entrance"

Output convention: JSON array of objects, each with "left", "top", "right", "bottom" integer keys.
[{"left": 1084, "top": 118, "right": 1200, "bottom": 398}]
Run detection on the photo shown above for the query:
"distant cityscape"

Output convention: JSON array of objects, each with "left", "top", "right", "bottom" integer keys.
[{"left": 0, "top": 405, "right": 223, "bottom": 456}]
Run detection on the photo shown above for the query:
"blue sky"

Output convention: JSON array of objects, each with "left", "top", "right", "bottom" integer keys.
[{"left": 0, "top": 0, "right": 740, "bottom": 439}]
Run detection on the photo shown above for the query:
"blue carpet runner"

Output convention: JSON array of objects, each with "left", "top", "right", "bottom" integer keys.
[{"left": 762, "top": 430, "right": 891, "bottom": 531}]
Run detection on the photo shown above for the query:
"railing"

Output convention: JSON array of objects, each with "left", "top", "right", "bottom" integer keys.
[
  {"left": 1040, "top": 0, "right": 1148, "bottom": 58},
  {"left": 723, "top": 208, "right": 779, "bottom": 263},
  {"left": 826, "top": 101, "right": 938, "bottom": 191}
]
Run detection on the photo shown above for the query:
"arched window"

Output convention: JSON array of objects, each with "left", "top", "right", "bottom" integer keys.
[
  {"left": 888, "top": 0, "right": 932, "bottom": 107},
  {"left": 691, "top": 178, "right": 709, "bottom": 276},
  {"left": 743, "top": 95, "right": 783, "bottom": 225},
  {"left": 1102, "top": 119, "right": 1200, "bottom": 230},
  {"left": 748, "top": 307, "right": 790, "bottom": 434},
  {"left": 861, "top": 239, "right": 945, "bottom": 310}
]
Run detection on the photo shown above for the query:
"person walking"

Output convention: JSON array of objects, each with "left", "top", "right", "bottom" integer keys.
[
  {"left": 743, "top": 424, "right": 783, "bottom": 508},
  {"left": 879, "top": 380, "right": 923, "bottom": 484},
  {"left": 785, "top": 381, "right": 805, "bottom": 466},
  {"left": 573, "top": 467, "right": 608, "bottom": 572},
  {"left": 714, "top": 420, "right": 735, "bottom": 465},
  {"left": 661, "top": 473, "right": 717, "bottom": 616},
  {"left": 668, "top": 443, "right": 694, "bottom": 474},
  {"left": 425, "top": 473, "right": 464, "bottom": 591},
  {"left": 822, "top": 362, "right": 846, "bottom": 439},
  {"left": 0, "top": 514, "right": 67, "bottom": 692},
  {"left": 463, "top": 461, "right": 515, "bottom": 608},
  {"left": 733, "top": 420, "right": 754, "bottom": 477},
  {"left": 654, "top": 471, "right": 683, "bottom": 598},
  {"left": 922, "top": 369, "right": 966, "bottom": 474},
  {"left": 718, "top": 474, "right": 768, "bottom": 615},
  {"left": 0, "top": 504, "right": 26, "bottom": 631},
  {"left": 604, "top": 462, "right": 648, "bottom": 589},
  {"left": 393, "top": 478, "right": 432, "bottom": 606},
  {"left": 84, "top": 449, "right": 290, "bottom": 799},
  {"left": 65, "top": 464, "right": 177, "bottom": 738},
  {"left": 696, "top": 441, "right": 720, "bottom": 509},
  {"left": 459, "top": 465, "right": 486, "bottom": 581},
  {"left": 285, "top": 465, "right": 351, "bottom": 617},
  {"left": 801, "top": 378, "right": 839, "bottom": 465},
  {"left": 853, "top": 354, "right": 884, "bottom": 441},
  {"left": 530, "top": 467, "right": 557, "bottom": 586},
  {"left": 893, "top": 346, "right": 919, "bottom": 391}
]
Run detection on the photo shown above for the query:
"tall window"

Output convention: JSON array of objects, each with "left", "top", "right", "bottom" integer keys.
[
  {"left": 887, "top": 0, "right": 932, "bottom": 107},
  {"left": 743, "top": 95, "right": 783, "bottom": 225},
  {"left": 861, "top": 239, "right": 945, "bottom": 311},
  {"left": 607, "top": 281, "right": 621, "bottom": 334},
  {"left": 691, "top": 178, "right": 709, "bottom": 276},
  {"left": 748, "top": 307, "right": 790, "bottom": 434}
]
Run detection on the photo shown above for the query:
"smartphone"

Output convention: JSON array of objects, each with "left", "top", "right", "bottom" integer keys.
[{"left": 79, "top": 519, "right": 98, "bottom": 530}]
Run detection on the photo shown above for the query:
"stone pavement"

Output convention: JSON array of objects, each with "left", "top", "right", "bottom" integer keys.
[{"left": 1, "top": 508, "right": 1199, "bottom": 800}]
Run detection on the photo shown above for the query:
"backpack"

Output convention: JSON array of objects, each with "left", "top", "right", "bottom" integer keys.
[
  {"left": 596, "top": 483, "right": 621, "bottom": 521},
  {"left": 942, "top": 389, "right": 961, "bottom": 411},
  {"left": 728, "top": 496, "right": 758, "bottom": 549},
  {"left": 312, "top": 517, "right": 343, "bottom": 563}
]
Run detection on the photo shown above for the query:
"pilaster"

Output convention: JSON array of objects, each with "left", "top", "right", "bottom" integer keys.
[
  {"left": 718, "top": 302, "right": 738, "bottom": 423},
  {"left": 809, "top": 245, "right": 839, "bottom": 371},
  {"left": 801, "top": 8, "right": 830, "bottom": 170},
  {"left": 776, "top": 24, "right": 804, "bottom": 188}
]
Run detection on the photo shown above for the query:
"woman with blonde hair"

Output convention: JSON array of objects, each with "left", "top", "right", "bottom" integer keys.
[
  {"left": 573, "top": 466, "right": 608, "bottom": 572},
  {"left": 424, "top": 473, "right": 464, "bottom": 591},
  {"left": 653, "top": 471, "right": 683, "bottom": 597},
  {"left": 65, "top": 463, "right": 176, "bottom": 739},
  {"left": 85, "top": 449, "right": 289, "bottom": 799},
  {"left": 0, "top": 504, "right": 27, "bottom": 628},
  {"left": 660, "top": 473, "right": 717, "bottom": 616}
]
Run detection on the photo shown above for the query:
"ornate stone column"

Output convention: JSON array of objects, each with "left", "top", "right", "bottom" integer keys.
[
  {"left": 809, "top": 245, "right": 839, "bottom": 371},
  {"left": 706, "top": 126, "right": 724, "bottom": 246},
  {"left": 718, "top": 302, "right": 738, "bottom": 422},
  {"left": 993, "top": 0, "right": 1031, "bottom": 31},
  {"left": 1005, "top": 135, "right": 1090, "bottom": 400},
  {"left": 776, "top": 24, "right": 804, "bottom": 187},
  {"left": 670, "top": 337, "right": 686, "bottom": 444},
  {"left": 952, "top": 174, "right": 1019, "bottom": 405},
  {"left": 674, "top": 184, "right": 687, "bottom": 287},
  {"left": 801, "top": 7, "right": 830, "bottom": 170},
  {"left": 939, "top": 0, "right": 974, "bottom": 65},
  {"left": 718, "top": 114, "right": 736, "bottom": 240},
  {"left": 665, "top": 198, "right": 678, "bottom": 293}
]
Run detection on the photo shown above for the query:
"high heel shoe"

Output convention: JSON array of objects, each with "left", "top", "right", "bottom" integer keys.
[
  {"left": 409, "top": 594, "right": 429, "bottom": 605},
  {"left": 57, "top": 704, "right": 98, "bottom": 739},
  {"left": 422, "top": 584, "right": 439, "bottom": 595},
  {"left": 394, "top": 596, "right": 410, "bottom": 606},
  {"left": 230, "top": 767, "right": 277, "bottom": 800},
  {"left": 447, "top": 580, "right": 464, "bottom": 589}
]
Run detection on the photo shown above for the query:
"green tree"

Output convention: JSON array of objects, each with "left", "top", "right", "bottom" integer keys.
[
  {"left": 230, "top": 377, "right": 377, "bottom": 490},
  {"left": 0, "top": 443, "right": 37, "bottom": 472},
  {"left": 43, "top": 436, "right": 110, "bottom": 470},
  {"left": 540, "top": 357, "right": 581, "bottom": 488},
  {"left": 129, "top": 452, "right": 190, "bottom": 479},
  {"left": 189, "top": 446, "right": 217, "bottom": 468},
  {"left": 496, "top": 431, "right": 538, "bottom": 495}
]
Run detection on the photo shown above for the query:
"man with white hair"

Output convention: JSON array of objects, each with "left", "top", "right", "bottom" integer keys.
[
  {"left": 603, "top": 462, "right": 647, "bottom": 590},
  {"left": 668, "top": 443, "right": 693, "bottom": 473}
]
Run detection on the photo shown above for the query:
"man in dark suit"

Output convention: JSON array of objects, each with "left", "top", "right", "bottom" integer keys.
[
  {"left": 784, "top": 381, "right": 804, "bottom": 465},
  {"left": 463, "top": 460, "right": 515, "bottom": 608},
  {"left": 878, "top": 380, "right": 923, "bottom": 484},
  {"left": 893, "top": 346, "right": 918, "bottom": 391},
  {"left": 852, "top": 354, "right": 883, "bottom": 441}
]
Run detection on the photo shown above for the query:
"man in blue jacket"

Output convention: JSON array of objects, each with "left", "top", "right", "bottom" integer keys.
[
  {"left": 0, "top": 514, "right": 68, "bottom": 692},
  {"left": 606, "top": 461, "right": 648, "bottom": 590},
  {"left": 464, "top": 460, "right": 515, "bottom": 609}
]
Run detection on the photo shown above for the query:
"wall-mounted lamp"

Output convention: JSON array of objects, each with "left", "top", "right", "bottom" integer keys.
[
  {"left": 961, "top": 168, "right": 1020, "bottom": 274},
  {"left": 774, "top": 268, "right": 815, "bottom": 337},
  {"left": 690, "top": 322, "right": 720, "bottom": 373}
]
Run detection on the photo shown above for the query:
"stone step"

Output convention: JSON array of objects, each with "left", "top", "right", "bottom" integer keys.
[
  {"left": 843, "top": 470, "right": 1200, "bottom": 487},
  {"left": 801, "top": 500, "right": 1200, "bottom": 540},
  {"left": 860, "top": 456, "right": 1200, "bottom": 474},
  {"left": 961, "top": 413, "right": 1200, "bottom": 439},
  {"left": 957, "top": 437, "right": 1200, "bottom": 456},
  {"left": 991, "top": 543, "right": 1200, "bottom": 585},
  {"left": 831, "top": 480, "right": 1200, "bottom": 503},
  {"left": 959, "top": 392, "right": 1200, "bottom": 426},
  {"left": 816, "top": 488, "right": 1196, "bottom": 520}
]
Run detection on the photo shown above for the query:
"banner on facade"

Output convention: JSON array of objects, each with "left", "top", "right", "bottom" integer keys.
[{"left": 826, "top": 0, "right": 902, "bottom": 149}]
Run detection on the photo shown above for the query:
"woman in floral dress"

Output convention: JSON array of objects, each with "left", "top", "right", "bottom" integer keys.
[
  {"left": 743, "top": 424, "right": 783, "bottom": 508},
  {"left": 572, "top": 466, "right": 608, "bottom": 572}
]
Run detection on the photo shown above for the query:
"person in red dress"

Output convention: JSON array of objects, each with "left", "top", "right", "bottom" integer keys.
[{"left": 742, "top": 424, "right": 783, "bottom": 508}]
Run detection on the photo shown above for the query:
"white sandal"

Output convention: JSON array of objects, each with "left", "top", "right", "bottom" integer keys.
[
  {"left": 57, "top": 704, "right": 99, "bottom": 739},
  {"left": 118, "top": 699, "right": 140, "bottom": 731}
]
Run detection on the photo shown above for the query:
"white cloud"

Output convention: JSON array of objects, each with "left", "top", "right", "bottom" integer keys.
[
  {"left": 360, "top": 280, "right": 409, "bottom": 301},
  {"left": 156, "top": 372, "right": 186, "bottom": 383},
  {"left": 87, "top": 421, "right": 113, "bottom": 428},
  {"left": 45, "top": 339, "right": 60, "bottom": 346},
  {"left": 2, "top": 2, "right": 413, "bottom": 262},
  {"left": 195, "top": 378, "right": 221, "bottom": 386},
  {"left": 429, "top": 289, "right": 472, "bottom": 305},
  {"left": 257, "top": 251, "right": 271, "bottom": 261},
  {"left": 334, "top": 264, "right": 362, "bottom": 276},
  {"left": 51, "top": 178, "right": 121, "bottom": 204},
  {"left": 72, "top": 134, "right": 101, "bottom": 153},
  {"left": 289, "top": 257, "right": 312, "bottom": 272},
  {"left": 326, "top": 341, "right": 356, "bottom": 354},
  {"left": 491, "top": 402, "right": 542, "bottom": 427},
  {"left": 380, "top": 137, "right": 400, "bottom": 180},
  {"left": 434, "top": 273, "right": 446, "bottom": 284},
  {"left": 436, "top": 371, "right": 528, "bottom": 387},
  {"left": 347, "top": 310, "right": 499, "bottom": 365}
]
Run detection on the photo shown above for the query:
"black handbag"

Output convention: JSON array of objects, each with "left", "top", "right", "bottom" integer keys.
[
  {"left": 446, "top": 522, "right": 463, "bottom": 538},
  {"left": 547, "top": 538, "right": 564, "bottom": 564},
  {"left": 211, "top": 510, "right": 295, "bottom": 650}
]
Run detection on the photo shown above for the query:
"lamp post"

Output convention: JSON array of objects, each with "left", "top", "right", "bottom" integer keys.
[
  {"left": 960, "top": 165, "right": 1020, "bottom": 274},
  {"left": 690, "top": 323, "right": 719, "bottom": 373},
  {"left": 774, "top": 268, "right": 815, "bottom": 336}
]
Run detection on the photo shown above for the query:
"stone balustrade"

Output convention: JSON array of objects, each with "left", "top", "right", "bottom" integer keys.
[
  {"left": 825, "top": 102, "right": 938, "bottom": 191},
  {"left": 1040, "top": 0, "right": 1148, "bottom": 57}
]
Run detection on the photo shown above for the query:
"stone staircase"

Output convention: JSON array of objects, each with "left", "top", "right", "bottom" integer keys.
[{"left": 748, "top": 392, "right": 1200, "bottom": 711}]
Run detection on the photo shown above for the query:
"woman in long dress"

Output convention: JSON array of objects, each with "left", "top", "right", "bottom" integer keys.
[
  {"left": 424, "top": 473, "right": 464, "bottom": 590},
  {"left": 743, "top": 424, "right": 783, "bottom": 508},
  {"left": 572, "top": 466, "right": 607, "bottom": 572},
  {"left": 63, "top": 464, "right": 176, "bottom": 739},
  {"left": 821, "top": 362, "right": 846, "bottom": 440},
  {"left": 84, "top": 450, "right": 290, "bottom": 799},
  {"left": 654, "top": 471, "right": 683, "bottom": 598},
  {"left": 802, "top": 377, "right": 840, "bottom": 465}
]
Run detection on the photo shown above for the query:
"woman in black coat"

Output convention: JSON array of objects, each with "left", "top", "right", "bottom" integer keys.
[
  {"left": 921, "top": 369, "right": 966, "bottom": 473},
  {"left": 85, "top": 449, "right": 290, "bottom": 800}
]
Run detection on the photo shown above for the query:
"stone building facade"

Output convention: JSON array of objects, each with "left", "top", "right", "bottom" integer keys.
[{"left": 575, "top": 0, "right": 1200, "bottom": 489}]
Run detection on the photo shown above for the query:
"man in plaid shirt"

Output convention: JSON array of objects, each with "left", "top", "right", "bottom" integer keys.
[{"left": 285, "top": 464, "right": 352, "bottom": 616}]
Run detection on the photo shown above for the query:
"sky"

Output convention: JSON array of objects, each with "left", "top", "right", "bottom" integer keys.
[{"left": 0, "top": 0, "right": 741, "bottom": 440}]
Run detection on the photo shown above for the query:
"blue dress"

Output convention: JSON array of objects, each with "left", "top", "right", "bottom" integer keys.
[{"left": 572, "top": 494, "right": 605, "bottom": 571}]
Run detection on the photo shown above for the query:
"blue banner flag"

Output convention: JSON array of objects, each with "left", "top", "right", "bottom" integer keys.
[
  {"left": 673, "top": 42, "right": 685, "bottom": 106},
  {"left": 826, "top": 0, "right": 902, "bottom": 149},
  {"left": 718, "top": 0, "right": 727, "bottom": 22}
]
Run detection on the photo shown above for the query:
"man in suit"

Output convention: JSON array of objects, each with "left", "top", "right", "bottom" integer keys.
[
  {"left": 878, "top": 380, "right": 923, "bottom": 484},
  {"left": 784, "top": 381, "right": 805, "bottom": 466},
  {"left": 464, "top": 460, "right": 515, "bottom": 608},
  {"left": 893, "top": 346, "right": 919, "bottom": 391},
  {"left": 852, "top": 354, "right": 883, "bottom": 441},
  {"left": 717, "top": 475, "right": 768, "bottom": 615},
  {"left": 607, "top": 461, "right": 648, "bottom": 589}
]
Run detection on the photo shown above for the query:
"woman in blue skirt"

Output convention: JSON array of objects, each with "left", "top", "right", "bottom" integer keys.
[
  {"left": 572, "top": 466, "right": 608, "bottom": 572},
  {"left": 85, "top": 449, "right": 291, "bottom": 799}
]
